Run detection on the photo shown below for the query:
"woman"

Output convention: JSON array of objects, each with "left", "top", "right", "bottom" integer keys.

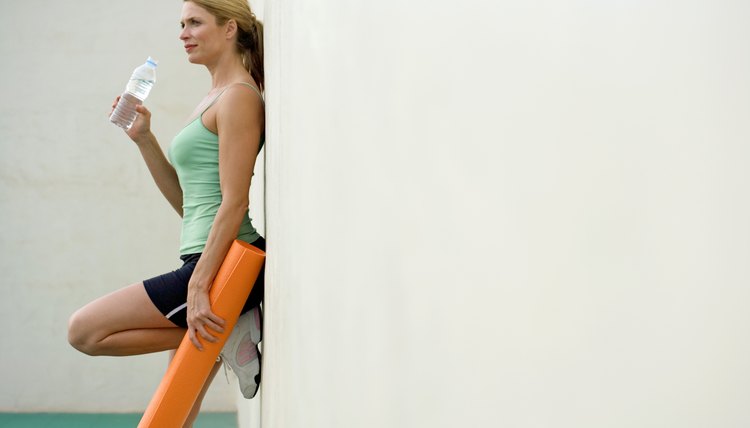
[{"left": 67, "top": 0, "right": 265, "bottom": 424}]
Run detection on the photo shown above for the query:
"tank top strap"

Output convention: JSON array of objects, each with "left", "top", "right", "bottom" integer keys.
[
  {"left": 199, "top": 82, "right": 264, "bottom": 117},
  {"left": 236, "top": 82, "right": 265, "bottom": 104},
  {"left": 199, "top": 88, "right": 230, "bottom": 117}
]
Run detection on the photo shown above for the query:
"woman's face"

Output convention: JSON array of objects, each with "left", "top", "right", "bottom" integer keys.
[{"left": 179, "top": 2, "right": 229, "bottom": 65}]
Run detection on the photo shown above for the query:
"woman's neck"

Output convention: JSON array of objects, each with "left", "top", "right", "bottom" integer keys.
[{"left": 206, "top": 53, "right": 249, "bottom": 89}]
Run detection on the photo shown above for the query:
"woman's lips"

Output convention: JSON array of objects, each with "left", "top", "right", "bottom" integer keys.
[{"left": 185, "top": 44, "right": 196, "bottom": 52}]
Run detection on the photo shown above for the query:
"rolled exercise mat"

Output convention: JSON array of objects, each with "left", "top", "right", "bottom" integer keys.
[{"left": 138, "top": 239, "right": 265, "bottom": 428}]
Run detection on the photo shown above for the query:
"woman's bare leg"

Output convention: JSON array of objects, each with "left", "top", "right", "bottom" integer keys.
[
  {"left": 173, "top": 349, "right": 223, "bottom": 428},
  {"left": 70, "top": 282, "right": 225, "bottom": 426},
  {"left": 68, "top": 282, "right": 185, "bottom": 356}
]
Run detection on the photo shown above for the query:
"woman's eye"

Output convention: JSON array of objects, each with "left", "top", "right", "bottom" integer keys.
[{"left": 180, "top": 19, "right": 200, "bottom": 28}]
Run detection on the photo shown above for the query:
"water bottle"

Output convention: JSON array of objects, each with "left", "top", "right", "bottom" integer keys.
[{"left": 110, "top": 57, "right": 158, "bottom": 130}]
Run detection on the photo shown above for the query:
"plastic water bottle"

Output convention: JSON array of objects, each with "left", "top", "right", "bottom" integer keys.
[{"left": 110, "top": 57, "right": 158, "bottom": 130}]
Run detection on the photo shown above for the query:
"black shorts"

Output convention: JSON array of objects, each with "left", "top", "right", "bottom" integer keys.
[{"left": 143, "top": 236, "right": 265, "bottom": 328}]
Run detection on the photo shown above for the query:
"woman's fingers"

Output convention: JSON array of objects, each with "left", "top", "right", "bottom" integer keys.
[
  {"left": 186, "top": 288, "right": 227, "bottom": 350},
  {"left": 187, "top": 311, "right": 226, "bottom": 349},
  {"left": 188, "top": 327, "right": 203, "bottom": 351},
  {"left": 202, "top": 316, "right": 225, "bottom": 335},
  {"left": 196, "top": 311, "right": 225, "bottom": 341},
  {"left": 134, "top": 104, "right": 149, "bottom": 115},
  {"left": 198, "top": 325, "right": 219, "bottom": 343},
  {"left": 109, "top": 96, "right": 120, "bottom": 115}
]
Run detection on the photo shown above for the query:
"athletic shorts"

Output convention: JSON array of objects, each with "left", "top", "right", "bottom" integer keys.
[{"left": 143, "top": 236, "right": 265, "bottom": 328}]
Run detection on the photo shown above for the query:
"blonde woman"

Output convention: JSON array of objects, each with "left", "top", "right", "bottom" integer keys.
[{"left": 68, "top": 0, "right": 265, "bottom": 424}]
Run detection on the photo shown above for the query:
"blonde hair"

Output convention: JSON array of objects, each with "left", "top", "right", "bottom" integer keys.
[{"left": 186, "top": 0, "right": 264, "bottom": 91}]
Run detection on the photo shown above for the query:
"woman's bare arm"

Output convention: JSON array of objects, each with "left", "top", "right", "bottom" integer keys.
[
  {"left": 133, "top": 126, "right": 184, "bottom": 217},
  {"left": 112, "top": 97, "right": 183, "bottom": 217},
  {"left": 185, "top": 85, "right": 263, "bottom": 349}
]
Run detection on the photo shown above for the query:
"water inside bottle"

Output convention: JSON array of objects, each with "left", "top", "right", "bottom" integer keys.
[
  {"left": 127, "top": 79, "right": 155, "bottom": 100},
  {"left": 110, "top": 92, "right": 143, "bottom": 130}
]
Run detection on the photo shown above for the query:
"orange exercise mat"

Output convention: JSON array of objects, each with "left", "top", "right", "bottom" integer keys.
[{"left": 138, "top": 239, "right": 265, "bottom": 428}]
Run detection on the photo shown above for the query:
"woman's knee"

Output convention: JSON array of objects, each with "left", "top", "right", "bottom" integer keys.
[{"left": 67, "top": 308, "right": 101, "bottom": 356}]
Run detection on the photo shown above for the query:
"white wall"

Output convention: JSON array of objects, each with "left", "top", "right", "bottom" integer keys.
[
  {"left": 4, "top": 1, "right": 750, "bottom": 425},
  {"left": 258, "top": 1, "right": 750, "bottom": 427},
  {"left": 0, "top": 0, "right": 250, "bottom": 413}
]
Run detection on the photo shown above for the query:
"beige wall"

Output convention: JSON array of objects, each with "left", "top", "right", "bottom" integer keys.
[
  {"left": 259, "top": 1, "right": 750, "bottom": 427},
  {"left": 0, "top": 0, "right": 260, "bottom": 413}
]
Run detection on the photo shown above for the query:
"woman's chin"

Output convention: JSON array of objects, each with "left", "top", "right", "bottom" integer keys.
[{"left": 186, "top": 54, "right": 202, "bottom": 64}]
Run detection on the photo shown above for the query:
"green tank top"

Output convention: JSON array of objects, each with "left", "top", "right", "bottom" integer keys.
[{"left": 168, "top": 83, "right": 264, "bottom": 255}]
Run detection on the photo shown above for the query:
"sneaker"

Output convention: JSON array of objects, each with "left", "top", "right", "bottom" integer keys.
[{"left": 220, "top": 305, "right": 262, "bottom": 398}]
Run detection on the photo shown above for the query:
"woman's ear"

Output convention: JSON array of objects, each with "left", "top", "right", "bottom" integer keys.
[{"left": 225, "top": 19, "right": 238, "bottom": 40}]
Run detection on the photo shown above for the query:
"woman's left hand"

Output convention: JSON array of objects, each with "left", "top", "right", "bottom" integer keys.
[{"left": 186, "top": 283, "right": 225, "bottom": 350}]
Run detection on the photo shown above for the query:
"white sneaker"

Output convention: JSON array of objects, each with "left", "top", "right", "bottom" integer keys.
[{"left": 220, "top": 305, "right": 262, "bottom": 398}]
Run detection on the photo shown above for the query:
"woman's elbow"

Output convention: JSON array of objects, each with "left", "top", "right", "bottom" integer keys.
[{"left": 222, "top": 197, "right": 249, "bottom": 216}]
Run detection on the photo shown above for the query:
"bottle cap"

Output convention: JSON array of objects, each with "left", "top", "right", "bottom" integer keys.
[{"left": 146, "top": 56, "right": 158, "bottom": 67}]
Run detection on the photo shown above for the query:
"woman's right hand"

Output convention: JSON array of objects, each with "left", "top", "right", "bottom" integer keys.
[{"left": 110, "top": 96, "right": 153, "bottom": 144}]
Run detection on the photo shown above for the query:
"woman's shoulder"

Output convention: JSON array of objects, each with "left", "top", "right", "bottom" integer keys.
[
  {"left": 215, "top": 82, "right": 263, "bottom": 117},
  {"left": 213, "top": 82, "right": 264, "bottom": 133},
  {"left": 222, "top": 82, "right": 263, "bottom": 104}
]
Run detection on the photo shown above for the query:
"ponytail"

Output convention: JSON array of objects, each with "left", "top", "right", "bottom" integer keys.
[{"left": 239, "top": 16, "right": 264, "bottom": 91}]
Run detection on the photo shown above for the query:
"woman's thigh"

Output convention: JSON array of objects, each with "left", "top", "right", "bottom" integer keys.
[{"left": 70, "top": 282, "right": 179, "bottom": 341}]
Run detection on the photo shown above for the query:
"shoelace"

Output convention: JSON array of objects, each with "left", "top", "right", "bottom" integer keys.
[{"left": 218, "top": 354, "right": 232, "bottom": 384}]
